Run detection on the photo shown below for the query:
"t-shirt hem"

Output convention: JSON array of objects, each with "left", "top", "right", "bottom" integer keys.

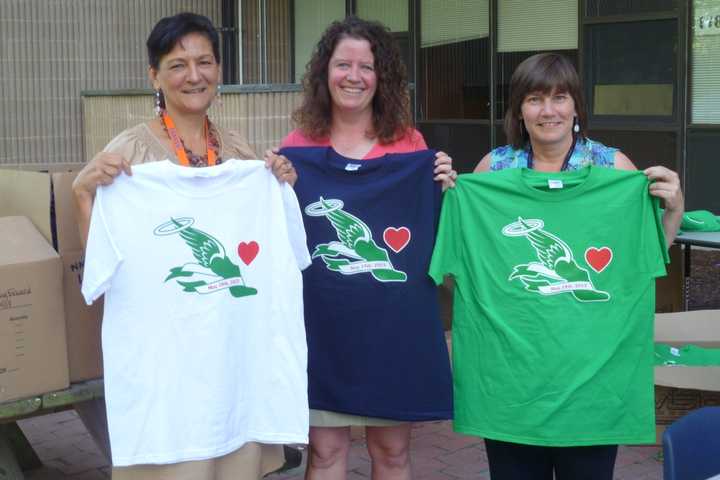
[
  {"left": 452, "top": 425, "right": 655, "bottom": 447},
  {"left": 310, "top": 403, "right": 453, "bottom": 422},
  {"left": 111, "top": 432, "right": 308, "bottom": 467}
]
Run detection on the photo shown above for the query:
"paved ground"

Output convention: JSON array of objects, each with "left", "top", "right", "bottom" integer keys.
[
  {"left": 17, "top": 410, "right": 663, "bottom": 479},
  {"left": 17, "top": 249, "right": 719, "bottom": 479}
]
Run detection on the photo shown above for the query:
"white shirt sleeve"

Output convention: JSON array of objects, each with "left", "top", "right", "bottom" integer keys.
[
  {"left": 81, "top": 187, "right": 123, "bottom": 304},
  {"left": 280, "top": 183, "right": 312, "bottom": 270}
]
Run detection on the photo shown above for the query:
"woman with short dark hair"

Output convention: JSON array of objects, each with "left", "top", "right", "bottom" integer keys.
[
  {"left": 73, "top": 12, "right": 295, "bottom": 240},
  {"left": 72, "top": 12, "right": 295, "bottom": 480}
]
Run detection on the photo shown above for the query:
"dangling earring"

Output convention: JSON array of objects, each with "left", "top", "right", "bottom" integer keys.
[
  {"left": 215, "top": 84, "right": 223, "bottom": 107},
  {"left": 573, "top": 116, "right": 580, "bottom": 133},
  {"left": 154, "top": 89, "right": 162, "bottom": 116}
]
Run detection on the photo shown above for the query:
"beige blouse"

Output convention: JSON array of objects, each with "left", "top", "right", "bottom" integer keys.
[{"left": 103, "top": 123, "right": 257, "bottom": 164}]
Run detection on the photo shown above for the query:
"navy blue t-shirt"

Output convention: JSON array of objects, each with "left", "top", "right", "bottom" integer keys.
[{"left": 280, "top": 146, "right": 453, "bottom": 421}]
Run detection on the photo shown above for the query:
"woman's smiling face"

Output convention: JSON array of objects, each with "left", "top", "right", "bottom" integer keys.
[
  {"left": 150, "top": 32, "right": 220, "bottom": 116},
  {"left": 327, "top": 36, "right": 377, "bottom": 116},
  {"left": 520, "top": 89, "right": 577, "bottom": 147}
]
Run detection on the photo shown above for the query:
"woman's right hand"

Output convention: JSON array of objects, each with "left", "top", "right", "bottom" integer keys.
[
  {"left": 264, "top": 149, "right": 297, "bottom": 187},
  {"left": 72, "top": 152, "right": 133, "bottom": 201},
  {"left": 72, "top": 152, "right": 132, "bottom": 247}
]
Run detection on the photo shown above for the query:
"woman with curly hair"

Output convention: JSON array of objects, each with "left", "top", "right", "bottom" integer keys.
[
  {"left": 282, "top": 16, "right": 453, "bottom": 162},
  {"left": 277, "top": 15, "right": 456, "bottom": 480}
]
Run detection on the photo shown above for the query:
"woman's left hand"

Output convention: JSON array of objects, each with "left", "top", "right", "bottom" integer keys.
[
  {"left": 434, "top": 151, "right": 457, "bottom": 191},
  {"left": 644, "top": 166, "right": 684, "bottom": 213},
  {"left": 645, "top": 165, "right": 684, "bottom": 248},
  {"left": 265, "top": 149, "right": 297, "bottom": 187}
]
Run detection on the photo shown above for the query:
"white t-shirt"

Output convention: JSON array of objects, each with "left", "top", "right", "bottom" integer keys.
[{"left": 82, "top": 159, "right": 311, "bottom": 467}]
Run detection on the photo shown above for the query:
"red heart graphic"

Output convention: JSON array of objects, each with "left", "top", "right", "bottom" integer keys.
[
  {"left": 237, "top": 241, "right": 259, "bottom": 265},
  {"left": 585, "top": 247, "right": 613, "bottom": 273},
  {"left": 383, "top": 227, "right": 411, "bottom": 253}
]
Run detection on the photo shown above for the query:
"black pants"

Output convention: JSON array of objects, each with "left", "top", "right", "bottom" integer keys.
[{"left": 484, "top": 439, "right": 618, "bottom": 480}]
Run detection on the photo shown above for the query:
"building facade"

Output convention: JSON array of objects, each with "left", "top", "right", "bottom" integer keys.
[{"left": 1, "top": 0, "right": 718, "bottom": 212}]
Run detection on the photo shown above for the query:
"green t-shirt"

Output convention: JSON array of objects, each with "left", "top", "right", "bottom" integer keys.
[
  {"left": 429, "top": 166, "right": 668, "bottom": 446},
  {"left": 655, "top": 343, "right": 720, "bottom": 366}
]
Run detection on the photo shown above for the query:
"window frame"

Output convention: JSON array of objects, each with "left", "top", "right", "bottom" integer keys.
[
  {"left": 581, "top": 11, "right": 682, "bottom": 128},
  {"left": 688, "top": 0, "right": 720, "bottom": 127}
]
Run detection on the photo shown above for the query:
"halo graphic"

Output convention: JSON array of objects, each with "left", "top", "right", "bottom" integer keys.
[
  {"left": 305, "top": 198, "right": 344, "bottom": 217},
  {"left": 502, "top": 218, "right": 544, "bottom": 236},
  {"left": 153, "top": 217, "right": 195, "bottom": 236}
]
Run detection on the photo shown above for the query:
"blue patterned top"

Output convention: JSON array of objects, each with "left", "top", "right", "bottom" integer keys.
[{"left": 490, "top": 138, "right": 617, "bottom": 171}]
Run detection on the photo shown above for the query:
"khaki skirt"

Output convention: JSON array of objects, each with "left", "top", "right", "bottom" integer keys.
[
  {"left": 310, "top": 409, "right": 404, "bottom": 428},
  {"left": 111, "top": 442, "right": 283, "bottom": 480}
]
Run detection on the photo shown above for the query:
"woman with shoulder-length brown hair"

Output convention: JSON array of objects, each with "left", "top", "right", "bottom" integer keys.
[
  {"left": 469, "top": 52, "right": 683, "bottom": 480},
  {"left": 276, "top": 15, "right": 456, "bottom": 480},
  {"left": 475, "top": 52, "right": 682, "bottom": 246},
  {"left": 502, "top": 52, "right": 589, "bottom": 149}
]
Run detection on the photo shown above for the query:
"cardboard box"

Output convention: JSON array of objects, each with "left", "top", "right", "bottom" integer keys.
[
  {"left": 654, "top": 309, "right": 720, "bottom": 443},
  {"left": 0, "top": 216, "right": 69, "bottom": 402},
  {"left": 0, "top": 169, "right": 103, "bottom": 382},
  {"left": 52, "top": 172, "right": 103, "bottom": 381}
]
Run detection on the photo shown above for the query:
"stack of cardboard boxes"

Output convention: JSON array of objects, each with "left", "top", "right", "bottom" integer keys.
[
  {"left": 655, "top": 310, "right": 720, "bottom": 442},
  {"left": 0, "top": 170, "right": 102, "bottom": 403}
]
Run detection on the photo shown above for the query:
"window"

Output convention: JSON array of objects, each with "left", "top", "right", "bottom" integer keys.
[
  {"left": 293, "top": 0, "right": 345, "bottom": 83},
  {"left": 587, "top": 129, "right": 677, "bottom": 170},
  {"left": 356, "top": 1, "right": 408, "bottom": 32},
  {"left": 356, "top": 1, "right": 412, "bottom": 80},
  {"left": 498, "top": 0, "right": 578, "bottom": 53},
  {"left": 240, "top": 0, "right": 292, "bottom": 84},
  {"left": 417, "top": 0, "right": 490, "bottom": 172},
  {"left": 585, "top": 0, "right": 678, "bottom": 17},
  {"left": 686, "top": 130, "right": 720, "bottom": 211},
  {"left": 419, "top": 0, "right": 490, "bottom": 120},
  {"left": 691, "top": 0, "right": 720, "bottom": 124},
  {"left": 496, "top": 0, "right": 578, "bottom": 119},
  {"left": 584, "top": 20, "right": 677, "bottom": 117}
]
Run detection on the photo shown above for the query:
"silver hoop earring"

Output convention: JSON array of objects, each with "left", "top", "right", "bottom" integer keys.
[
  {"left": 573, "top": 117, "right": 580, "bottom": 133},
  {"left": 154, "top": 89, "right": 162, "bottom": 116}
]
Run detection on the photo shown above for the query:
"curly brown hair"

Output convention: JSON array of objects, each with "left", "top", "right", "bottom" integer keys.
[{"left": 292, "top": 15, "right": 411, "bottom": 144}]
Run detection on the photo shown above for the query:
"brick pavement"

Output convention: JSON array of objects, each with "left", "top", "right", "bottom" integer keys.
[{"left": 16, "top": 410, "right": 663, "bottom": 479}]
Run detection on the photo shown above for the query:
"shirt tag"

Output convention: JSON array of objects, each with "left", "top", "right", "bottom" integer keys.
[
  {"left": 670, "top": 347, "right": 680, "bottom": 357},
  {"left": 345, "top": 163, "right": 361, "bottom": 172},
  {"left": 548, "top": 179, "right": 564, "bottom": 189}
]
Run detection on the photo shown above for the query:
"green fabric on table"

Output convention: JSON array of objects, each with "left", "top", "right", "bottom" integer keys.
[
  {"left": 660, "top": 209, "right": 720, "bottom": 232},
  {"left": 680, "top": 210, "right": 720, "bottom": 232},
  {"left": 655, "top": 343, "right": 720, "bottom": 366}
]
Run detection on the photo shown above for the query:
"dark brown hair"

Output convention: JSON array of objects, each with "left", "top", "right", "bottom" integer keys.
[
  {"left": 146, "top": 12, "right": 220, "bottom": 69},
  {"left": 292, "top": 15, "right": 411, "bottom": 144},
  {"left": 504, "top": 53, "right": 587, "bottom": 149}
]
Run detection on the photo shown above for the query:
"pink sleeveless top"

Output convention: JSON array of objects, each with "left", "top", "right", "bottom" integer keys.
[{"left": 280, "top": 128, "right": 428, "bottom": 158}]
